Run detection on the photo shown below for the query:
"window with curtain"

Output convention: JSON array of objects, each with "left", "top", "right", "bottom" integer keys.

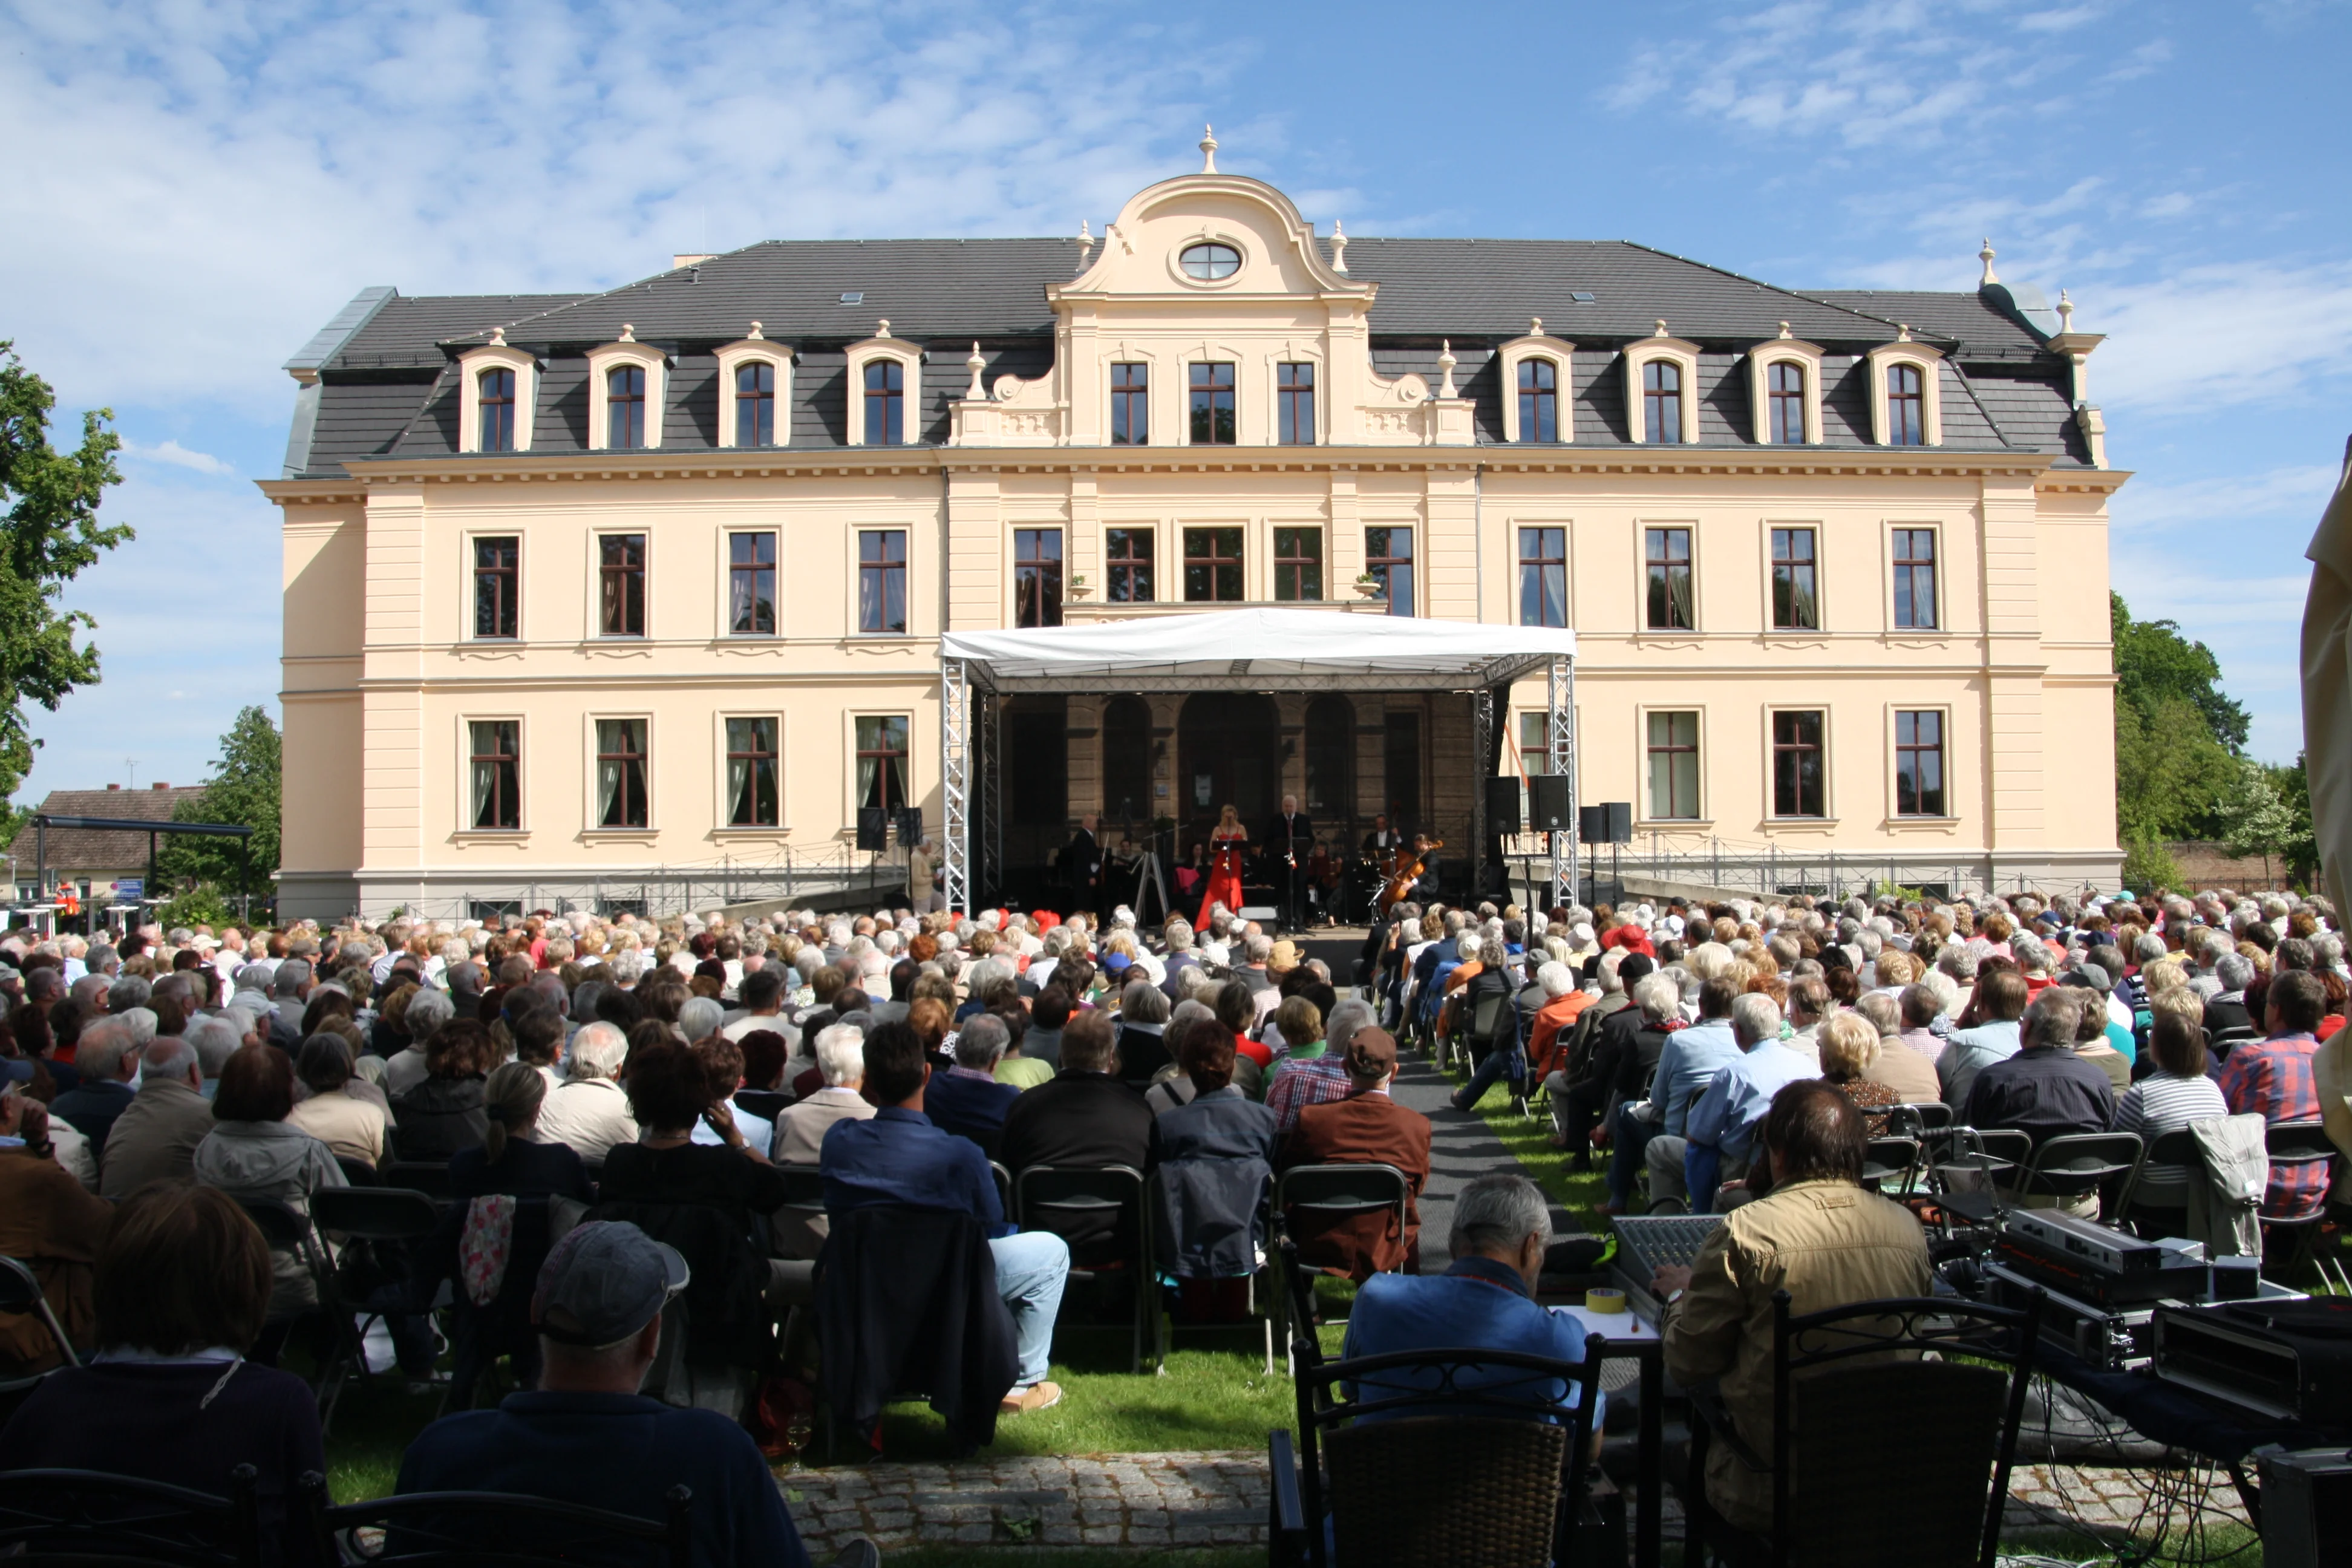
[
  {"left": 478, "top": 368, "right": 516, "bottom": 452},
  {"left": 1772, "top": 710, "right": 1825, "bottom": 817},
  {"left": 728, "top": 531, "right": 776, "bottom": 635},
  {"left": 1517, "top": 359, "right": 1558, "bottom": 442},
  {"left": 1892, "top": 528, "right": 1938, "bottom": 629},
  {"left": 735, "top": 361, "right": 776, "bottom": 447},
  {"left": 1365, "top": 526, "right": 1414, "bottom": 616},
  {"left": 596, "top": 719, "right": 648, "bottom": 828},
  {"left": 607, "top": 365, "right": 647, "bottom": 449},
  {"left": 1770, "top": 526, "right": 1818, "bottom": 630},
  {"left": 1643, "top": 360, "right": 1684, "bottom": 443},
  {"left": 1645, "top": 526, "right": 1694, "bottom": 630},
  {"left": 1895, "top": 710, "right": 1947, "bottom": 816},
  {"left": 725, "top": 717, "right": 779, "bottom": 827},
  {"left": 1645, "top": 711, "right": 1699, "bottom": 820},
  {"left": 1768, "top": 361, "right": 1805, "bottom": 444},
  {"left": 864, "top": 359, "right": 904, "bottom": 445},
  {"left": 1518, "top": 711, "right": 1550, "bottom": 825},
  {"left": 598, "top": 534, "right": 645, "bottom": 636},
  {"left": 469, "top": 720, "right": 521, "bottom": 830},
  {"left": 858, "top": 529, "right": 907, "bottom": 633},
  {"left": 856, "top": 715, "right": 909, "bottom": 812},
  {"left": 1273, "top": 528, "right": 1322, "bottom": 601},
  {"left": 1518, "top": 527, "right": 1566, "bottom": 628}
]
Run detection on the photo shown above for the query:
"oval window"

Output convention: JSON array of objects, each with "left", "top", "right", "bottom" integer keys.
[{"left": 1180, "top": 242, "right": 1241, "bottom": 281}]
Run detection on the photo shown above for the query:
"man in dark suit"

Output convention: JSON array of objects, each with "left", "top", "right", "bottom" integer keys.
[
  {"left": 1062, "top": 814, "right": 1102, "bottom": 915},
  {"left": 998, "top": 1010, "right": 1161, "bottom": 1262},
  {"left": 1264, "top": 795, "right": 1313, "bottom": 933},
  {"left": 48, "top": 1016, "right": 139, "bottom": 1158},
  {"left": 1281, "top": 1027, "right": 1431, "bottom": 1280}
]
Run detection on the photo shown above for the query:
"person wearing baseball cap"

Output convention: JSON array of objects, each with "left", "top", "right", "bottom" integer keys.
[
  {"left": 395, "top": 1221, "right": 864, "bottom": 1568},
  {"left": 1279, "top": 1027, "right": 1431, "bottom": 1279}
]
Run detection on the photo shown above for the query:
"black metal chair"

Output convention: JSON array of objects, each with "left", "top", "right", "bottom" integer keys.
[
  {"left": 382, "top": 1161, "right": 455, "bottom": 1203},
  {"left": 295, "top": 1471, "right": 691, "bottom": 1567},
  {"left": 309, "top": 1186, "right": 444, "bottom": 1429},
  {"left": 1929, "top": 1128, "right": 2034, "bottom": 1230},
  {"left": 1882, "top": 1102, "right": 1953, "bottom": 1134},
  {"left": 2204, "top": 1024, "right": 2261, "bottom": 1064},
  {"left": 1860, "top": 1136, "right": 1921, "bottom": 1197},
  {"left": 1015, "top": 1164, "right": 1153, "bottom": 1373},
  {"left": 2260, "top": 1120, "right": 2337, "bottom": 1278},
  {"left": 0, "top": 1256, "right": 79, "bottom": 1400},
  {"left": 2115, "top": 1127, "right": 2201, "bottom": 1238},
  {"left": 1146, "top": 1165, "right": 1275, "bottom": 1375},
  {"left": 1678, "top": 1289, "right": 2047, "bottom": 1568},
  {"left": 988, "top": 1160, "right": 1014, "bottom": 1217},
  {"left": 1272, "top": 1163, "right": 1410, "bottom": 1372},
  {"left": 769, "top": 1161, "right": 828, "bottom": 1263},
  {"left": 0, "top": 1465, "right": 261, "bottom": 1567},
  {"left": 2011, "top": 1131, "right": 2145, "bottom": 1220}
]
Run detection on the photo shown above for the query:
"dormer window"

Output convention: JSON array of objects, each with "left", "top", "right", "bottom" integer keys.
[
  {"left": 864, "top": 361, "right": 905, "bottom": 446},
  {"left": 1886, "top": 364, "right": 1925, "bottom": 446},
  {"left": 1768, "top": 364, "right": 1805, "bottom": 444},
  {"left": 736, "top": 362, "right": 776, "bottom": 447},
  {"left": 1642, "top": 362, "right": 1684, "bottom": 445},
  {"left": 607, "top": 367, "right": 647, "bottom": 449},
  {"left": 1180, "top": 243, "right": 1240, "bottom": 280},
  {"left": 714, "top": 327, "right": 790, "bottom": 450},
  {"left": 1518, "top": 359, "right": 1558, "bottom": 443},
  {"left": 478, "top": 368, "right": 516, "bottom": 452},
  {"left": 1865, "top": 336, "right": 1943, "bottom": 447},
  {"left": 844, "top": 327, "right": 920, "bottom": 446}
]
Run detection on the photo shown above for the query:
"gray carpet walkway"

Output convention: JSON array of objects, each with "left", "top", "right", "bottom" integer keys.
[{"left": 1384, "top": 1051, "right": 1549, "bottom": 1272}]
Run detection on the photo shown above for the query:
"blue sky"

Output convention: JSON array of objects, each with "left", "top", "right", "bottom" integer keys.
[{"left": 2, "top": 0, "right": 2347, "bottom": 803}]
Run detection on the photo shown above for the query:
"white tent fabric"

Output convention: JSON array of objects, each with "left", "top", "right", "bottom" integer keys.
[
  {"left": 938, "top": 606, "right": 1575, "bottom": 688},
  {"left": 2301, "top": 436, "right": 2352, "bottom": 911}
]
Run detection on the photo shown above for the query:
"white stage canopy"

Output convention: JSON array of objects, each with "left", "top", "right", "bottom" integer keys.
[{"left": 939, "top": 606, "right": 1576, "bottom": 693}]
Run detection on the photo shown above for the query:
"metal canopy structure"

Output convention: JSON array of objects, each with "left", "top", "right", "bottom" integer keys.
[
  {"left": 31, "top": 812, "right": 258, "bottom": 923},
  {"left": 936, "top": 609, "right": 1578, "bottom": 913}
]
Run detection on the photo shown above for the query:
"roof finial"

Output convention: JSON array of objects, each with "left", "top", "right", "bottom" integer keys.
[
  {"left": 1979, "top": 238, "right": 1998, "bottom": 287},
  {"left": 618, "top": 322, "right": 636, "bottom": 342},
  {"left": 875, "top": 318, "right": 892, "bottom": 339},
  {"left": 1330, "top": 219, "right": 1348, "bottom": 275},
  {"left": 1437, "top": 339, "right": 1459, "bottom": 399},
  {"left": 746, "top": 319, "right": 765, "bottom": 341},
  {"left": 1896, "top": 322, "right": 1913, "bottom": 342},
  {"left": 965, "top": 341, "right": 986, "bottom": 400},
  {"left": 2056, "top": 289, "right": 2075, "bottom": 332},
  {"left": 1653, "top": 318, "right": 1670, "bottom": 338},
  {"left": 1777, "top": 320, "right": 1792, "bottom": 340},
  {"left": 1530, "top": 315, "right": 1543, "bottom": 338},
  {"left": 488, "top": 326, "right": 506, "bottom": 347},
  {"left": 1076, "top": 219, "right": 1094, "bottom": 275},
  {"left": 1200, "top": 123, "right": 1218, "bottom": 174}
]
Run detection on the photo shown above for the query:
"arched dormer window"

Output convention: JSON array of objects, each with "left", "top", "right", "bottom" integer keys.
[
  {"left": 1866, "top": 334, "right": 1944, "bottom": 448},
  {"left": 1746, "top": 332, "right": 1824, "bottom": 445},
  {"left": 714, "top": 327, "right": 792, "bottom": 449},
  {"left": 1497, "top": 328, "right": 1576, "bottom": 444},
  {"left": 1623, "top": 327, "right": 1700, "bottom": 445},
  {"left": 846, "top": 325, "right": 923, "bottom": 447},
  {"left": 586, "top": 328, "right": 668, "bottom": 451},
  {"left": 457, "top": 332, "right": 536, "bottom": 454}
]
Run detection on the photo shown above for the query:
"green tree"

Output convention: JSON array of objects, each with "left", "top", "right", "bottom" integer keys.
[
  {"left": 2114, "top": 691, "right": 2238, "bottom": 843},
  {"left": 0, "top": 342, "right": 129, "bottom": 802},
  {"left": 157, "top": 706, "right": 282, "bottom": 906},
  {"left": 2111, "top": 591, "right": 2250, "bottom": 753},
  {"left": 2215, "top": 757, "right": 2298, "bottom": 884}
]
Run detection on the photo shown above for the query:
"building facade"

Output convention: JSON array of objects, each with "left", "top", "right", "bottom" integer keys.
[{"left": 266, "top": 159, "right": 2124, "bottom": 921}]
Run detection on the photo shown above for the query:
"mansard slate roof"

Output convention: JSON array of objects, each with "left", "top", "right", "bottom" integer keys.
[{"left": 284, "top": 235, "right": 2088, "bottom": 477}]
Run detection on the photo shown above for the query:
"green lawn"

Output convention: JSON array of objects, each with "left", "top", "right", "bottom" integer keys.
[{"left": 1445, "top": 1054, "right": 1610, "bottom": 1228}]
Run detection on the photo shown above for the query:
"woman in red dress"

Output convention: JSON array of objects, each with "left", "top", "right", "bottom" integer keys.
[{"left": 1196, "top": 804, "right": 1249, "bottom": 927}]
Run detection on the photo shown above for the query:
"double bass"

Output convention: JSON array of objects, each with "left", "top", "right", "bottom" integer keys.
[{"left": 1376, "top": 840, "right": 1442, "bottom": 915}]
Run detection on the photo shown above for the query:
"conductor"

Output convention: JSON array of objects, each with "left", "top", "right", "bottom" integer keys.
[
  {"left": 1063, "top": 812, "right": 1102, "bottom": 913},
  {"left": 1266, "top": 795, "right": 1313, "bottom": 933}
]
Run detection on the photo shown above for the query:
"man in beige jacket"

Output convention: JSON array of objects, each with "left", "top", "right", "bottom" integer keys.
[{"left": 1651, "top": 1079, "right": 1932, "bottom": 1534}]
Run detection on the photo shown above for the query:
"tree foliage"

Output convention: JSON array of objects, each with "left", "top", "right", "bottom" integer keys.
[
  {"left": 2111, "top": 591, "right": 2250, "bottom": 754},
  {"left": 2113, "top": 689, "right": 2237, "bottom": 843},
  {"left": 2215, "top": 757, "right": 2298, "bottom": 881},
  {"left": 0, "top": 342, "right": 129, "bottom": 803},
  {"left": 157, "top": 707, "right": 282, "bottom": 903}
]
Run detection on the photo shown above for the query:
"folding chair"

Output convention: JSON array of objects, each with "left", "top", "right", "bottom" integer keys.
[
  {"left": 2012, "top": 1131, "right": 2144, "bottom": 1221},
  {"left": 309, "top": 1186, "right": 442, "bottom": 1429},
  {"left": 1272, "top": 1163, "right": 1410, "bottom": 1372},
  {"left": 1929, "top": 1128, "right": 2033, "bottom": 1232},
  {"left": 0, "top": 1255, "right": 79, "bottom": 1399},
  {"left": 2115, "top": 1126, "right": 2201, "bottom": 1239},
  {"left": 770, "top": 1161, "right": 829, "bottom": 1262},
  {"left": 383, "top": 1161, "right": 455, "bottom": 1203},
  {"left": 1861, "top": 1136, "right": 1921, "bottom": 1198},
  {"left": 234, "top": 1195, "right": 343, "bottom": 1398},
  {"left": 0, "top": 1465, "right": 261, "bottom": 1568},
  {"left": 1146, "top": 1165, "right": 1275, "bottom": 1374},
  {"left": 2261, "top": 1120, "right": 2337, "bottom": 1279},
  {"left": 1016, "top": 1164, "right": 1154, "bottom": 1373}
]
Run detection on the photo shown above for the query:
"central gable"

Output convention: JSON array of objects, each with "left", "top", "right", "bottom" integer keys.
[{"left": 1054, "top": 174, "right": 1371, "bottom": 311}]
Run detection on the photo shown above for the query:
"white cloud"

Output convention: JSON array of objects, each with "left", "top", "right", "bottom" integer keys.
[
  {"left": 122, "top": 438, "right": 235, "bottom": 476},
  {"left": 2109, "top": 463, "right": 2337, "bottom": 532},
  {"left": 2020, "top": 5, "right": 2105, "bottom": 33},
  {"left": 2138, "top": 191, "right": 2194, "bottom": 219},
  {"left": 2084, "top": 261, "right": 2352, "bottom": 414}
]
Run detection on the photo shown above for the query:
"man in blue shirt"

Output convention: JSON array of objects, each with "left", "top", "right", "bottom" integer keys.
[
  {"left": 1677, "top": 993, "right": 1819, "bottom": 1210},
  {"left": 1599, "top": 976, "right": 1742, "bottom": 1215},
  {"left": 822, "top": 1021, "right": 1073, "bottom": 1416},
  {"left": 397, "top": 1221, "right": 846, "bottom": 1568},
  {"left": 1343, "top": 1173, "right": 1604, "bottom": 1443}
]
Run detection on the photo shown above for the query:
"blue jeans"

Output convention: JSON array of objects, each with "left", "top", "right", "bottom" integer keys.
[
  {"left": 1454, "top": 1042, "right": 1523, "bottom": 1110},
  {"left": 990, "top": 1231, "right": 1071, "bottom": 1388},
  {"left": 1607, "top": 1103, "right": 1662, "bottom": 1209}
]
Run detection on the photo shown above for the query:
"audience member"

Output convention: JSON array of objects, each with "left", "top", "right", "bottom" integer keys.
[
  {"left": 534, "top": 1021, "right": 638, "bottom": 1163},
  {"left": 1855, "top": 992, "right": 1941, "bottom": 1104},
  {"left": 451, "top": 1062, "right": 595, "bottom": 1201},
  {"left": 773, "top": 1025, "right": 877, "bottom": 1164},
  {"left": 1676, "top": 993, "right": 1821, "bottom": 1212},
  {"left": 194, "top": 1044, "right": 348, "bottom": 1320},
  {"left": 1962, "top": 988, "right": 2115, "bottom": 1149},
  {"left": 2113, "top": 996, "right": 2230, "bottom": 1225},
  {"left": 1281, "top": 1027, "right": 1430, "bottom": 1280},
  {"left": 923, "top": 1013, "right": 1022, "bottom": 1159},
  {"left": 49, "top": 1016, "right": 137, "bottom": 1157},
  {"left": 999, "top": 1010, "right": 1161, "bottom": 1258},
  {"left": 2218, "top": 969, "right": 2331, "bottom": 1221},
  {"left": 390, "top": 1018, "right": 497, "bottom": 1161},
  {"left": 0, "top": 1093, "right": 112, "bottom": 1373},
  {"left": 1938, "top": 969, "right": 2030, "bottom": 1109},
  {"left": 97, "top": 1033, "right": 217, "bottom": 1197},
  {"left": 1601, "top": 978, "right": 1740, "bottom": 1216},
  {"left": 285, "top": 1033, "right": 390, "bottom": 1171},
  {"left": 1153, "top": 1019, "right": 1279, "bottom": 1288}
]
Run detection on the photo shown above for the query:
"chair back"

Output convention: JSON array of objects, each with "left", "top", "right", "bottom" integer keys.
[
  {"left": 1935, "top": 1127, "right": 2031, "bottom": 1192},
  {"left": 312, "top": 1186, "right": 442, "bottom": 1241},
  {"left": 232, "top": 1195, "right": 318, "bottom": 1255},
  {"left": 1275, "top": 1163, "right": 1408, "bottom": 1230},
  {"left": 1014, "top": 1164, "right": 1148, "bottom": 1273},
  {"left": 988, "top": 1160, "right": 1014, "bottom": 1217},
  {"left": 771, "top": 1163, "right": 828, "bottom": 1260},
  {"left": 2206, "top": 1024, "right": 2260, "bottom": 1062},
  {"left": 733, "top": 1089, "right": 790, "bottom": 1125},
  {"left": 335, "top": 1155, "right": 382, "bottom": 1187},
  {"left": 0, "top": 1465, "right": 260, "bottom": 1567},
  {"left": 1468, "top": 986, "right": 1512, "bottom": 1048},
  {"left": 2116, "top": 1127, "right": 2203, "bottom": 1217},
  {"left": 1860, "top": 1136, "right": 1919, "bottom": 1195},
  {"left": 2017, "top": 1131, "right": 2144, "bottom": 1205},
  {"left": 1882, "top": 1102, "right": 1953, "bottom": 1134},
  {"left": 383, "top": 1161, "right": 454, "bottom": 1201},
  {"left": 298, "top": 1472, "right": 691, "bottom": 1568},
  {"left": 0, "top": 1256, "right": 77, "bottom": 1373},
  {"left": 2264, "top": 1120, "right": 2336, "bottom": 1224}
]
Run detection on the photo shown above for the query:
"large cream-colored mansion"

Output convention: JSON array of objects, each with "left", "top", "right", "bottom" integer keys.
[{"left": 266, "top": 153, "right": 2125, "bottom": 921}]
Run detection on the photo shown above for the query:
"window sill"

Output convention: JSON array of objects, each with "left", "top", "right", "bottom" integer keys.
[
  {"left": 1765, "top": 817, "right": 1840, "bottom": 829},
  {"left": 1633, "top": 818, "right": 1711, "bottom": 831},
  {"left": 711, "top": 825, "right": 791, "bottom": 837},
  {"left": 1886, "top": 815, "right": 1963, "bottom": 828},
  {"left": 451, "top": 830, "right": 529, "bottom": 843},
  {"left": 580, "top": 828, "right": 660, "bottom": 842}
]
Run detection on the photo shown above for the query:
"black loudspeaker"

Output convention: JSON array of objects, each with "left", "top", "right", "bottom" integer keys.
[
  {"left": 1527, "top": 775, "right": 1573, "bottom": 831},
  {"left": 895, "top": 808, "right": 923, "bottom": 848},
  {"left": 855, "top": 808, "right": 889, "bottom": 852},
  {"left": 1578, "top": 804, "right": 1607, "bottom": 842},
  {"left": 1485, "top": 776, "right": 1521, "bottom": 835},
  {"left": 2259, "top": 1446, "right": 2352, "bottom": 1568},
  {"left": 1604, "top": 801, "right": 1633, "bottom": 843}
]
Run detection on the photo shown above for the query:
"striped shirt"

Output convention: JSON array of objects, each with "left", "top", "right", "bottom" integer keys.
[{"left": 2111, "top": 1071, "right": 2230, "bottom": 1199}]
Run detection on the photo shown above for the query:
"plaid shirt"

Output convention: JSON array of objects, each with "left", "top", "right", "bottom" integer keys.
[
  {"left": 1265, "top": 1053, "right": 1352, "bottom": 1135},
  {"left": 2215, "top": 1031, "right": 2328, "bottom": 1219}
]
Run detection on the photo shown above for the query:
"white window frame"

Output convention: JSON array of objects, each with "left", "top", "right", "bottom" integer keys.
[
  {"left": 1636, "top": 519, "right": 1700, "bottom": 635},
  {"left": 1764, "top": 704, "right": 1834, "bottom": 823},
  {"left": 1761, "top": 519, "right": 1826, "bottom": 635},
  {"left": 1887, "top": 703, "right": 1959, "bottom": 823},
  {"left": 586, "top": 332, "right": 669, "bottom": 451},
  {"left": 590, "top": 529, "right": 650, "bottom": 640},
  {"left": 457, "top": 713, "right": 528, "bottom": 837},
  {"left": 721, "top": 526, "right": 783, "bottom": 639},
  {"left": 714, "top": 332, "right": 792, "bottom": 449},
  {"left": 844, "top": 709, "right": 916, "bottom": 831},
  {"left": 1884, "top": 521, "right": 1945, "bottom": 635},
  {"left": 1747, "top": 335, "right": 1824, "bottom": 445},
  {"left": 846, "top": 330, "right": 923, "bottom": 447},
  {"left": 1497, "top": 335, "right": 1576, "bottom": 444},
  {"left": 716, "top": 711, "right": 788, "bottom": 834},
  {"left": 584, "top": 713, "right": 656, "bottom": 836},
  {"left": 1867, "top": 337, "right": 1944, "bottom": 448},
  {"left": 851, "top": 523, "right": 916, "bottom": 638},
  {"left": 463, "top": 528, "right": 523, "bottom": 643},
  {"left": 1637, "top": 704, "right": 1707, "bottom": 826},
  {"left": 457, "top": 341, "right": 537, "bottom": 454},
  {"left": 1624, "top": 330, "right": 1702, "bottom": 445}
]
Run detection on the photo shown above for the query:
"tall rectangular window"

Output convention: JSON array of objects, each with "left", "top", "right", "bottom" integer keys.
[
  {"left": 1189, "top": 362, "right": 1235, "bottom": 445},
  {"left": 1272, "top": 527, "right": 1323, "bottom": 601},
  {"left": 1276, "top": 362, "right": 1316, "bottom": 445},
  {"left": 858, "top": 529, "right": 907, "bottom": 633},
  {"left": 1896, "top": 711, "right": 1947, "bottom": 817},
  {"left": 725, "top": 717, "right": 779, "bottom": 827},
  {"left": 1365, "top": 526, "right": 1414, "bottom": 616},
  {"left": 607, "top": 365, "right": 646, "bottom": 449},
  {"left": 1643, "top": 361, "right": 1683, "bottom": 444},
  {"left": 855, "top": 715, "right": 910, "bottom": 811},
  {"left": 1645, "top": 526, "right": 1694, "bottom": 630},
  {"left": 1109, "top": 362, "right": 1148, "bottom": 445},
  {"left": 735, "top": 361, "right": 776, "bottom": 447},
  {"left": 469, "top": 720, "right": 521, "bottom": 831},
  {"left": 1887, "top": 364, "right": 1925, "bottom": 446},
  {"left": 1013, "top": 528, "right": 1063, "bottom": 628},
  {"left": 1517, "top": 359, "right": 1558, "bottom": 443},
  {"left": 474, "top": 537, "right": 519, "bottom": 639},
  {"left": 1518, "top": 711, "right": 1550, "bottom": 823},
  {"left": 1645, "top": 711, "right": 1699, "bottom": 821},
  {"left": 1769, "top": 526, "right": 1818, "bottom": 630},
  {"left": 598, "top": 534, "right": 645, "bottom": 637},
  {"left": 1106, "top": 528, "right": 1155, "bottom": 603},
  {"left": 1892, "top": 528, "right": 1938, "bottom": 629},
  {"left": 1518, "top": 527, "right": 1567, "bottom": 628},
  {"left": 1772, "top": 710, "right": 1826, "bottom": 818},
  {"left": 1768, "top": 361, "right": 1805, "bottom": 444},
  {"left": 595, "top": 719, "right": 648, "bottom": 829},
  {"left": 478, "top": 368, "right": 516, "bottom": 452},
  {"left": 1183, "top": 526, "right": 1243, "bottom": 602},
  {"left": 864, "top": 360, "right": 904, "bottom": 445},
  {"left": 728, "top": 531, "right": 776, "bottom": 635}
]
